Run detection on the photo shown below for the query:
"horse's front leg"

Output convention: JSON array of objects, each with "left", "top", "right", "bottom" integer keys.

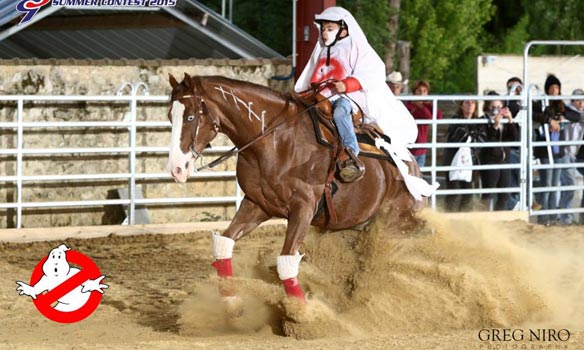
[
  {"left": 277, "top": 199, "right": 316, "bottom": 302},
  {"left": 211, "top": 196, "right": 270, "bottom": 294}
]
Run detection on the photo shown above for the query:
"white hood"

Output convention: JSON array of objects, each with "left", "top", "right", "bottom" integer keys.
[{"left": 295, "top": 6, "right": 418, "bottom": 147}]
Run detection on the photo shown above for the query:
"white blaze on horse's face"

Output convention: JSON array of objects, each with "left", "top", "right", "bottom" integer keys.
[{"left": 168, "top": 100, "right": 195, "bottom": 183}]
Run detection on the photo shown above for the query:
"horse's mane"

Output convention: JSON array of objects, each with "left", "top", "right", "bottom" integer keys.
[{"left": 198, "top": 76, "right": 297, "bottom": 105}]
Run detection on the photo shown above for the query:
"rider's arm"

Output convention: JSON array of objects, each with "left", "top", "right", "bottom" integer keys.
[{"left": 341, "top": 77, "right": 362, "bottom": 93}]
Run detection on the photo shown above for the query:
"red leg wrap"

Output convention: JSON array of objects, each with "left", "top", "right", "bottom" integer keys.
[
  {"left": 282, "top": 277, "right": 306, "bottom": 302},
  {"left": 211, "top": 258, "right": 235, "bottom": 296},
  {"left": 211, "top": 258, "right": 233, "bottom": 278}
]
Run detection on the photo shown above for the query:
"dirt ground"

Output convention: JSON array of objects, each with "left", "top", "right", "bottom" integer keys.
[{"left": 0, "top": 211, "right": 582, "bottom": 350}]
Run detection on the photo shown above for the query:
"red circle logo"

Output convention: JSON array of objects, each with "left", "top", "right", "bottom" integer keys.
[{"left": 29, "top": 251, "right": 104, "bottom": 323}]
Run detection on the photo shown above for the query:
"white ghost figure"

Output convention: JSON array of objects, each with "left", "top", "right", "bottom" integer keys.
[{"left": 16, "top": 244, "right": 108, "bottom": 312}]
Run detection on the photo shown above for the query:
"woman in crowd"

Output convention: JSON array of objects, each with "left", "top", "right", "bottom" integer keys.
[
  {"left": 443, "top": 99, "right": 485, "bottom": 212},
  {"left": 405, "top": 80, "right": 443, "bottom": 167},
  {"left": 533, "top": 75, "right": 583, "bottom": 225},
  {"left": 479, "top": 92, "right": 518, "bottom": 211}
]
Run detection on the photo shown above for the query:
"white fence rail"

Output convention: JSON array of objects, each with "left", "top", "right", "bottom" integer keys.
[
  {"left": 398, "top": 92, "right": 584, "bottom": 222},
  {"left": 0, "top": 87, "right": 242, "bottom": 228},
  {"left": 1, "top": 87, "right": 584, "bottom": 228}
]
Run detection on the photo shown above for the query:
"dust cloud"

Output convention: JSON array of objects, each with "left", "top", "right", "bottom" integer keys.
[{"left": 177, "top": 210, "right": 584, "bottom": 339}]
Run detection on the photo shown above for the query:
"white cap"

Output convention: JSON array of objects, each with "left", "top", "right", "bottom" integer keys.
[{"left": 386, "top": 71, "right": 408, "bottom": 85}]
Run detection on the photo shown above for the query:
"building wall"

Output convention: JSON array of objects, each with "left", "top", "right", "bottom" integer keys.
[
  {"left": 0, "top": 58, "right": 294, "bottom": 228},
  {"left": 477, "top": 54, "right": 584, "bottom": 96}
]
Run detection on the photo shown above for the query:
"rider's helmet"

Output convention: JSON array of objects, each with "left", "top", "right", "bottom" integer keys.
[{"left": 314, "top": 8, "right": 348, "bottom": 47}]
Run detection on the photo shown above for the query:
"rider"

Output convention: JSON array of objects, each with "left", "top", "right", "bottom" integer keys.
[{"left": 295, "top": 6, "right": 418, "bottom": 183}]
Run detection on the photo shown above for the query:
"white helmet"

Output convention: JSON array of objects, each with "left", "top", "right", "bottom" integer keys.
[{"left": 314, "top": 7, "right": 350, "bottom": 47}]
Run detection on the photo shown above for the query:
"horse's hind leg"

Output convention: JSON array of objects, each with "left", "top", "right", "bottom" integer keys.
[
  {"left": 277, "top": 203, "right": 315, "bottom": 302},
  {"left": 211, "top": 196, "right": 270, "bottom": 294}
]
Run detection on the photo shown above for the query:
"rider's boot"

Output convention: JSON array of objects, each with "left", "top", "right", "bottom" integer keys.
[{"left": 339, "top": 148, "right": 365, "bottom": 183}]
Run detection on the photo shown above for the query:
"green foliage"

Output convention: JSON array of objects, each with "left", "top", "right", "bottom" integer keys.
[
  {"left": 198, "top": 0, "right": 292, "bottom": 56},
  {"left": 337, "top": 0, "right": 391, "bottom": 57},
  {"left": 400, "top": 0, "right": 494, "bottom": 93},
  {"left": 200, "top": 211, "right": 222, "bottom": 222},
  {"left": 231, "top": 0, "right": 292, "bottom": 55},
  {"left": 196, "top": 0, "right": 584, "bottom": 93},
  {"left": 524, "top": 0, "right": 584, "bottom": 55},
  {"left": 499, "top": 15, "right": 530, "bottom": 55}
]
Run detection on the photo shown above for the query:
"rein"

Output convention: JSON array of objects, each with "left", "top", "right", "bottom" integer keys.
[{"left": 181, "top": 80, "right": 336, "bottom": 172}]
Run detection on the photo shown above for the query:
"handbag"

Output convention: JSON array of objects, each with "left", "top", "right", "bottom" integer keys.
[{"left": 449, "top": 137, "right": 473, "bottom": 182}]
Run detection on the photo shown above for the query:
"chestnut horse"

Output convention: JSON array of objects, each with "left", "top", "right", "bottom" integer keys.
[{"left": 167, "top": 73, "right": 423, "bottom": 301}]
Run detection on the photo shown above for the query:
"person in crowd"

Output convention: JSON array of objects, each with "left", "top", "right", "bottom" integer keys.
[
  {"left": 562, "top": 89, "right": 584, "bottom": 225},
  {"left": 405, "top": 80, "right": 443, "bottom": 167},
  {"left": 386, "top": 71, "right": 408, "bottom": 96},
  {"left": 533, "top": 75, "right": 583, "bottom": 225},
  {"left": 573, "top": 90, "right": 584, "bottom": 224},
  {"left": 479, "top": 92, "right": 518, "bottom": 211},
  {"left": 443, "top": 99, "right": 486, "bottom": 212},
  {"left": 504, "top": 76, "right": 523, "bottom": 117},
  {"left": 503, "top": 77, "right": 523, "bottom": 210}
]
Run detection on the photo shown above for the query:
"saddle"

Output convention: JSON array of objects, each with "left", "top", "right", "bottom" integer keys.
[
  {"left": 295, "top": 92, "right": 395, "bottom": 162},
  {"left": 294, "top": 91, "right": 415, "bottom": 226}
]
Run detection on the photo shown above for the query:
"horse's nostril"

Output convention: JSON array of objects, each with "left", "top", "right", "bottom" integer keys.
[
  {"left": 174, "top": 167, "right": 182, "bottom": 175},
  {"left": 184, "top": 161, "right": 189, "bottom": 170}
]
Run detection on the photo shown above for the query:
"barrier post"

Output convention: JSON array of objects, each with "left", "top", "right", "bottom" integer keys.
[
  {"left": 430, "top": 98, "right": 438, "bottom": 209},
  {"left": 129, "top": 94, "right": 137, "bottom": 225},
  {"left": 16, "top": 98, "right": 23, "bottom": 228}
]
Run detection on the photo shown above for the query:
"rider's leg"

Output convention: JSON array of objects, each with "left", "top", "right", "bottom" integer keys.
[
  {"left": 332, "top": 97, "right": 364, "bottom": 182},
  {"left": 332, "top": 97, "right": 359, "bottom": 155}
]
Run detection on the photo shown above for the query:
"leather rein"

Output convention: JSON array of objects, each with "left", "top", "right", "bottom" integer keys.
[{"left": 177, "top": 80, "right": 335, "bottom": 172}]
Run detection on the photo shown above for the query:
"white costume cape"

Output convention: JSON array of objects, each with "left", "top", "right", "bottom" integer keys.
[
  {"left": 295, "top": 7, "right": 417, "bottom": 147},
  {"left": 294, "top": 7, "right": 438, "bottom": 200}
]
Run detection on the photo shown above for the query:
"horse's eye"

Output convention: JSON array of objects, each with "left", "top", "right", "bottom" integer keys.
[{"left": 187, "top": 115, "right": 195, "bottom": 122}]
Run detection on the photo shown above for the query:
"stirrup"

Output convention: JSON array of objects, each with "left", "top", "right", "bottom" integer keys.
[{"left": 339, "top": 148, "right": 365, "bottom": 183}]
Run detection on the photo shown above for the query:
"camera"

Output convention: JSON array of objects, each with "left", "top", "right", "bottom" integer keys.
[{"left": 489, "top": 107, "right": 500, "bottom": 117}]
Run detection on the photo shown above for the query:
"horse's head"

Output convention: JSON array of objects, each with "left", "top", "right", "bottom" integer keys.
[{"left": 167, "top": 73, "right": 220, "bottom": 183}]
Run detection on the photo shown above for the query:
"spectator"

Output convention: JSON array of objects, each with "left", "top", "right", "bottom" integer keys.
[
  {"left": 561, "top": 89, "right": 584, "bottom": 225},
  {"left": 503, "top": 77, "right": 523, "bottom": 210},
  {"left": 405, "top": 80, "right": 443, "bottom": 167},
  {"left": 574, "top": 90, "right": 584, "bottom": 224},
  {"left": 386, "top": 71, "right": 408, "bottom": 96},
  {"left": 479, "top": 92, "right": 518, "bottom": 211},
  {"left": 504, "top": 76, "right": 523, "bottom": 117},
  {"left": 533, "top": 75, "right": 583, "bottom": 225},
  {"left": 443, "top": 99, "right": 485, "bottom": 212}
]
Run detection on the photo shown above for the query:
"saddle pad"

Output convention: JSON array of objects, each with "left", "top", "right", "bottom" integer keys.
[{"left": 313, "top": 118, "right": 391, "bottom": 161}]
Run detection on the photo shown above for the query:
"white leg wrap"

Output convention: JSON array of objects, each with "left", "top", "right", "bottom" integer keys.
[
  {"left": 276, "top": 254, "right": 304, "bottom": 280},
  {"left": 212, "top": 232, "right": 235, "bottom": 259}
]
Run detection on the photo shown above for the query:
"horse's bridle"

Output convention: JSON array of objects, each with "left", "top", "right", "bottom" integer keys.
[
  {"left": 177, "top": 93, "right": 220, "bottom": 159},
  {"left": 175, "top": 79, "right": 336, "bottom": 171}
]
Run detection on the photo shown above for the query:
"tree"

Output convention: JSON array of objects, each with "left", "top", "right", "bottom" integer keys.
[
  {"left": 524, "top": 0, "right": 584, "bottom": 55},
  {"left": 385, "top": 0, "right": 401, "bottom": 73},
  {"left": 199, "top": 0, "right": 292, "bottom": 56},
  {"left": 399, "top": 0, "right": 494, "bottom": 92},
  {"left": 481, "top": 0, "right": 528, "bottom": 55},
  {"left": 337, "top": 0, "right": 391, "bottom": 58}
]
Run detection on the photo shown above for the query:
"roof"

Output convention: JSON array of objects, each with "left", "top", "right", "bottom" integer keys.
[
  {"left": 0, "top": 0, "right": 21, "bottom": 28},
  {"left": 0, "top": 0, "right": 283, "bottom": 60}
]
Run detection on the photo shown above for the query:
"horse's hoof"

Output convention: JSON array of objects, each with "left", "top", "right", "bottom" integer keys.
[{"left": 221, "top": 295, "right": 244, "bottom": 318}]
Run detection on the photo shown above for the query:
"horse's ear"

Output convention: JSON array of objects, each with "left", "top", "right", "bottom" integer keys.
[
  {"left": 183, "top": 73, "right": 193, "bottom": 89},
  {"left": 169, "top": 73, "right": 179, "bottom": 89}
]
